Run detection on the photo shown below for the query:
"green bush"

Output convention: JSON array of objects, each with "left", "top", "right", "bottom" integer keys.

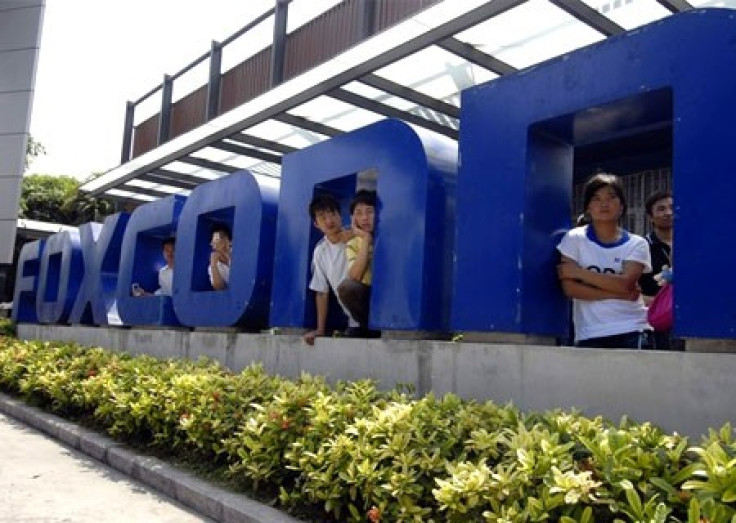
[
  {"left": 0, "top": 337, "right": 734, "bottom": 522},
  {"left": 0, "top": 318, "right": 15, "bottom": 337}
]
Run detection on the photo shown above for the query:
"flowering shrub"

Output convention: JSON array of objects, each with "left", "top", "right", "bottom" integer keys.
[{"left": 0, "top": 335, "right": 734, "bottom": 522}]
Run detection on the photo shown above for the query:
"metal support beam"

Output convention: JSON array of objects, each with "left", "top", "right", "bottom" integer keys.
[
  {"left": 158, "top": 74, "right": 173, "bottom": 144},
  {"left": 120, "top": 184, "right": 186, "bottom": 200},
  {"left": 138, "top": 172, "right": 201, "bottom": 191},
  {"left": 229, "top": 133, "right": 297, "bottom": 154},
  {"left": 120, "top": 101, "right": 135, "bottom": 164},
  {"left": 438, "top": 38, "right": 517, "bottom": 76},
  {"left": 270, "top": 0, "right": 289, "bottom": 87},
  {"left": 547, "top": 0, "right": 624, "bottom": 36},
  {"left": 178, "top": 156, "right": 240, "bottom": 173},
  {"left": 211, "top": 140, "right": 283, "bottom": 164},
  {"left": 100, "top": 192, "right": 151, "bottom": 206},
  {"left": 327, "top": 88, "right": 459, "bottom": 140},
  {"left": 207, "top": 41, "right": 223, "bottom": 120},
  {"left": 654, "top": 0, "right": 692, "bottom": 12},
  {"left": 275, "top": 113, "right": 342, "bottom": 137},
  {"left": 360, "top": 74, "right": 460, "bottom": 118}
]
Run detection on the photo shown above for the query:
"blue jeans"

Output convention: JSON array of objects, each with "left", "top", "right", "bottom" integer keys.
[{"left": 577, "top": 331, "right": 653, "bottom": 349}]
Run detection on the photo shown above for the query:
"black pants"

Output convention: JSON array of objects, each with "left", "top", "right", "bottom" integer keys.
[
  {"left": 652, "top": 330, "right": 686, "bottom": 351},
  {"left": 337, "top": 279, "right": 371, "bottom": 328},
  {"left": 577, "top": 330, "right": 653, "bottom": 349}
]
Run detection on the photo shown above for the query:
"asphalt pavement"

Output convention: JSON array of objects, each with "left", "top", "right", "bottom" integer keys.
[{"left": 0, "top": 394, "right": 298, "bottom": 523}]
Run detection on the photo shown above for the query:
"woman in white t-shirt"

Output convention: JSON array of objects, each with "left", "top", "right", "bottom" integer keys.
[{"left": 557, "top": 173, "right": 652, "bottom": 349}]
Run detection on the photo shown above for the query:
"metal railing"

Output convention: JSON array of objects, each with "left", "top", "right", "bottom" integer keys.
[{"left": 120, "top": 1, "right": 288, "bottom": 164}]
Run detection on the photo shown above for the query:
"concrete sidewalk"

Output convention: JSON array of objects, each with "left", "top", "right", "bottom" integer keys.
[{"left": 0, "top": 394, "right": 299, "bottom": 523}]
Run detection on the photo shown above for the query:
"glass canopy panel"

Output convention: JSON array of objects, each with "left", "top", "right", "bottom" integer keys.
[
  {"left": 690, "top": 0, "right": 736, "bottom": 6},
  {"left": 166, "top": 161, "right": 223, "bottom": 179},
  {"left": 107, "top": 189, "right": 156, "bottom": 202},
  {"left": 197, "top": 146, "right": 262, "bottom": 169},
  {"left": 248, "top": 161, "right": 282, "bottom": 178},
  {"left": 373, "top": 45, "right": 498, "bottom": 104},
  {"left": 341, "top": 81, "right": 417, "bottom": 112},
  {"left": 453, "top": 0, "right": 604, "bottom": 71},
  {"left": 246, "top": 119, "right": 330, "bottom": 148},
  {"left": 288, "top": 95, "right": 383, "bottom": 131},
  {"left": 126, "top": 179, "right": 191, "bottom": 196},
  {"left": 578, "top": 0, "right": 670, "bottom": 30},
  {"left": 340, "top": 80, "right": 459, "bottom": 128},
  {"left": 220, "top": 137, "right": 281, "bottom": 156}
]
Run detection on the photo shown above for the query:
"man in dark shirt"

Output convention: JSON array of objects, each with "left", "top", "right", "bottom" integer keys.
[
  {"left": 640, "top": 191, "right": 672, "bottom": 302},
  {"left": 639, "top": 190, "right": 682, "bottom": 349}
]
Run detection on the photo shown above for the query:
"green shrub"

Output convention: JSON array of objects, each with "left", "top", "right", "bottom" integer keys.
[
  {"left": 0, "top": 318, "right": 15, "bottom": 337},
  {"left": 1, "top": 338, "right": 735, "bottom": 522}
]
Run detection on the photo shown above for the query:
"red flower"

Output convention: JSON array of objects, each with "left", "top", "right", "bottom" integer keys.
[{"left": 367, "top": 506, "right": 381, "bottom": 522}]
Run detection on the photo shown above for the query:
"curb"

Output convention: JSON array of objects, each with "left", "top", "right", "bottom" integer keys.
[{"left": 0, "top": 393, "right": 300, "bottom": 523}]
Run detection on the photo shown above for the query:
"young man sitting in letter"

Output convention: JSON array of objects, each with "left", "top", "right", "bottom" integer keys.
[
  {"left": 209, "top": 224, "right": 232, "bottom": 290},
  {"left": 303, "top": 193, "right": 356, "bottom": 345},
  {"left": 338, "top": 190, "right": 379, "bottom": 338}
]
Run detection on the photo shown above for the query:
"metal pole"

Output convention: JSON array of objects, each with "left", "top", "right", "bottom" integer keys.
[
  {"left": 207, "top": 40, "right": 222, "bottom": 120},
  {"left": 270, "top": 0, "right": 289, "bottom": 87},
  {"left": 360, "top": 0, "right": 377, "bottom": 38},
  {"left": 158, "top": 74, "right": 173, "bottom": 144},
  {"left": 120, "top": 101, "right": 135, "bottom": 163}
]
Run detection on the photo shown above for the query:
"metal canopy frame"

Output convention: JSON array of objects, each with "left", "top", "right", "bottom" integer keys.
[{"left": 82, "top": 0, "right": 702, "bottom": 204}]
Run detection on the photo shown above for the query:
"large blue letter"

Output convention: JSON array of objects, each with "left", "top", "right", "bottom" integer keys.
[
  {"left": 11, "top": 240, "right": 44, "bottom": 323},
  {"left": 173, "top": 171, "right": 279, "bottom": 328},
  {"left": 271, "top": 119, "right": 457, "bottom": 332},
  {"left": 69, "top": 213, "right": 130, "bottom": 325},
  {"left": 453, "top": 9, "right": 736, "bottom": 339},
  {"left": 117, "top": 195, "right": 185, "bottom": 326},
  {"left": 36, "top": 231, "right": 83, "bottom": 324}
]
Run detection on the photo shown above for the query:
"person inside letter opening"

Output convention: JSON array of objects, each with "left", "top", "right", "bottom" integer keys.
[
  {"left": 131, "top": 237, "right": 175, "bottom": 296},
  {"left": 208, "top": 224, "right": 231, "bottom": 290},
  {"left": 556, "top": 173, "right": 653, "bottom": 349},
  {"left": 303, "top": 193, "right": 356, "bottom": 345},
  {"left": 337, "top": 189, "right": 380, "bottom": 338}
]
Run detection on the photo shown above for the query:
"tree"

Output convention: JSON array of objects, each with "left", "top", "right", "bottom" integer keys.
[
  {"left": 19, "top": 174, "right": 78, "bottom": 223},
  {"left": 25, "top": 134, "right": 46, "bottom": 170},
  {"left": 19, "top": 174, "right": 114, "bottom": 225}
]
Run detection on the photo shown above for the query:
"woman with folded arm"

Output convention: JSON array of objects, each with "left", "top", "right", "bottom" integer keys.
[{"left": 556, "top": 173, "right": 653, "bottom": 349}]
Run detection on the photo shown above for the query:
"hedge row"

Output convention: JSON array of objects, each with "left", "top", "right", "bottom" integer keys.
[{"left": 0, "top": 333, "right": 734, "bottom": 522}]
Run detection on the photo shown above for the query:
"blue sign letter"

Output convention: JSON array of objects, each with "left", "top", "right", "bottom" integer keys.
[
  {"left": 173, "top": 171, "right": 279, "bottom": 328},
  {"left": 271, "top": 119, "right": 457, "bottom": 332}
]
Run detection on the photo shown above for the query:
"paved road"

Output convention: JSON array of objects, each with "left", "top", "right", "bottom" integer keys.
[{"left": 0, "top": 412, "right": 211, "bottom": 523}]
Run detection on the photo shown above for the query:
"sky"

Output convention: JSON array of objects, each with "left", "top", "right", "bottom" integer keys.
[{"left": 28, "top": 0, "right": 274, "bottom": 180}]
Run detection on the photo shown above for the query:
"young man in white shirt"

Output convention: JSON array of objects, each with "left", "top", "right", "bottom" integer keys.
[
  {"left": 303, "top": 193, "right": 355, "bottom": 345},
  {"left": 131, "top": 237, "right": 175, "bottom": 296}
]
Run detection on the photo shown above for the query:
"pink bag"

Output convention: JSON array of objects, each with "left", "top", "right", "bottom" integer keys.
[{"left": 647, "top": 284, "right": 673, "bottom": 332}]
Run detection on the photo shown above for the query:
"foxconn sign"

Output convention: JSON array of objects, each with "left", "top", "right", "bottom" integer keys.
[{"left": 13, "top": 11, "right": 736, "bottom": 341}]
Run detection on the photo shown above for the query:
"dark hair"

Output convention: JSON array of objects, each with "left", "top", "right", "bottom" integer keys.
[
  {"left": 210, "top": 223, "right": 232, "bottom": 241},
  {"left": 645, "top": 190, "right": 672, "bottom": 216},
  {"left": 162, "top": 237, "right": 176, "bottom": 248},
  {"left": 308, "top": 193, "right": 340, "bottom": 220},
  {"left": 582, "top": 173, "right": 627, "bottom": 215},
  {"left": 349, "top": 189, "right": 377, "bottom": 214}
]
